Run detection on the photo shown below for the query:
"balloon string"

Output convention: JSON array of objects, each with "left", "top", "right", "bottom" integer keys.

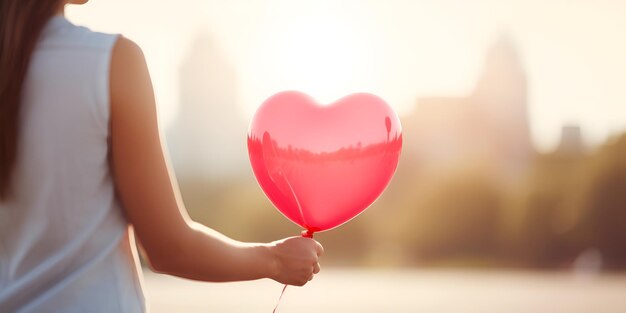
[
  {"left": 272, "top": 231, "right": 314, "bottom": 313},
  {"left": 272, "top": 284, "right": 288, "bottom": 313},
  {"left": 281, "top": 171, "right": 309, "bottom": 230}
]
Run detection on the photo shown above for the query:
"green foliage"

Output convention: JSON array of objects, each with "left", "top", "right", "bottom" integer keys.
[
  {"left": 404, "top": 167, "right": 503, "bottom": 261},
  {"left": 577, "top": 134, "right": 626, "bottom": 269}
]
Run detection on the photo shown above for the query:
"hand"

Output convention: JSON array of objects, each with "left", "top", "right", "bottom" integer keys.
[{"left": 267, "top": 236, "right": 324, "bottom": 286}]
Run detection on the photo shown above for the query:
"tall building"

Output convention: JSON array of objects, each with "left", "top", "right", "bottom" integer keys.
[
  {"left": 556, "top": 124, "right": 584, "bottom": 155},
  {"left": 167, "top": 33, "right": 248, "bottom": 181},
  {"left": 403, "top": 35, "right": 534, "bottom": 179}
]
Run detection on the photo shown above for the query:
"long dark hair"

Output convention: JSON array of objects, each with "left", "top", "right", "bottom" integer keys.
[{"left": 0, "top": 0, "right": 60, "bottom": 200}]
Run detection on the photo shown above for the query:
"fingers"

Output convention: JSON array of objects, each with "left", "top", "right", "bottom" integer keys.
[
  {"left": 313, "top": 240, "right": 324, "bottom": 256},
  {"left": 308, "top": 241, "right": 322, "bottom": 284},
  {"left": 271, "top": 236, "right": 323, "bottom": 287},
  {"left": 313, "top": 262, "right": 320, "bottom": 274},
  {"left": 293, "top": 263, "right": 319, "bottom": 286},
  {"left": 304, "top": 263, "right": 319, "bottom": 283}
]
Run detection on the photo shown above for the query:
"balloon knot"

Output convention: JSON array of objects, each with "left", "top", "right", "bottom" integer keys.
[{"left": 301, "top": 229, "right": 314, "bottom": 238}]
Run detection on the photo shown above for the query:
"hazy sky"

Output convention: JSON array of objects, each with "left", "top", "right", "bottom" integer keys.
[{"left": 67, "top": 0, "right": 626, "bottom": 151}]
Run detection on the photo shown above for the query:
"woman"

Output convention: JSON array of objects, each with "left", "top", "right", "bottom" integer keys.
[{"left": 0, "top": 1, "right": 323, "bottom": 312}]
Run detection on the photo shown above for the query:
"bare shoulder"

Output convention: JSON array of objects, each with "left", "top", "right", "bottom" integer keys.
[
  {"left": 110, "top": 36, "right": 154, "bottom": 111},
  {"left": 111, "top": 36, "right": 145, "bottom": 66}
]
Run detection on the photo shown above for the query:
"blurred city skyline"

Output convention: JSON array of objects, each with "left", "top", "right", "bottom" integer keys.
[
  {"left": 67, "top": 0, "right": 626, "bottom": 152},
  {"left": 154, "top": 26, "right": 626, "bottom": 271}
]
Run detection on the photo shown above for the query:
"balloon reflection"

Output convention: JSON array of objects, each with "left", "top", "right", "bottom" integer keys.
[{"left": 248, "top": 91, "right": 402, "bottom": 233}]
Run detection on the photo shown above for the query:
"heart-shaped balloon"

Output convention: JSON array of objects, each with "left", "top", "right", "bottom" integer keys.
[{"left": 248, "top": 91, "right": 402, "bottom": 234}]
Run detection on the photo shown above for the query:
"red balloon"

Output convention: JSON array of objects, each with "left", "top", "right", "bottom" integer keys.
[{"left": 248, "top": 91, "right": 402, "bottom": 234}]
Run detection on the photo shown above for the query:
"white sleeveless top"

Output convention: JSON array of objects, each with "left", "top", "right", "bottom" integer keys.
[{"left": 0, "top": 16, "right": 145, "bottom": 312}]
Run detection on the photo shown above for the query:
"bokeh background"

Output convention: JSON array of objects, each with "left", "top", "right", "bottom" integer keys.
[{"left": 68, "top": 0, "right": 626, "bottom": 312}]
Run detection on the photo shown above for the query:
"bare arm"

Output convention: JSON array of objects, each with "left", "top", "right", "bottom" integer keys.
[{"left": 109, "top": 37, "right": 322, "bottom": 285}]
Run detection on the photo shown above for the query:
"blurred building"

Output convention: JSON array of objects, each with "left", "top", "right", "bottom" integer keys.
[
  {"left": 556, "top": 124, "right": 584, "bottom": 155},
  {"left": 167, "top": 33, "right": 248, "bottom": 181},
  {"left": 403, "top": 35, "right": 534, "bottom": 179}
]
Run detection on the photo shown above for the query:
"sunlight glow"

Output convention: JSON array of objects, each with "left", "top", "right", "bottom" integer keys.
[
  {"left": 277, "top": 20, "right": 363, "bottom": 103},
  {"left": 66, "top": 0, "right": 626, "bottom": 150},
  {"left": 247, "top": 4, "right": 384, "bottom": 107}
]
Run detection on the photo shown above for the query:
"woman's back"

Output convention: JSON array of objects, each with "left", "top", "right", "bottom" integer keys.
[
  {"left": 0, "top": 16, "right": 144, "bottom": 313},
  {"left": 0, "top": 2, "right": 322, "bottom": 311}
]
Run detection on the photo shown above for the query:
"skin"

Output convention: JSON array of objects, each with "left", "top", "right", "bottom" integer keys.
[{"left": 57, "top": 1, "right": 323, "bottom": 286}]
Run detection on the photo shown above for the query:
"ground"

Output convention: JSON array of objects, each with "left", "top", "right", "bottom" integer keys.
[{"left": 143, "top": 268, "right": 626, "bottom": 313}]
